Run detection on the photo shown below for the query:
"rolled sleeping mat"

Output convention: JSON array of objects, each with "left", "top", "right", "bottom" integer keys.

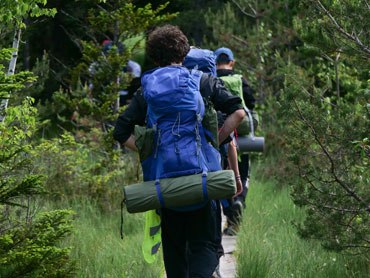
[
  {"left": 124, "top": 170, "right": 236, "bottom": 213},
  {"left": 237, "top": 107, "right": 264, "bottom": 153},
  {"left": 237, "top": 136, "right": 265, "bottom": 153}
]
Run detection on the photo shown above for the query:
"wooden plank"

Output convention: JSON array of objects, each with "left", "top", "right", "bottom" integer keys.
[
  {"left": 219, "top": 253, "right": 236, "bottom": 278},
  {"left": 218, "top": 214, "right": 237, "bottom": 278}
]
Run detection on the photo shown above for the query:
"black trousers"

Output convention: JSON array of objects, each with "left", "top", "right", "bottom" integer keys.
[
  {"left": 161, "top": 201, "right": 222, "bottom": 278},
  {"left": 222, "top": 153, "right": 250, "bottom": 222}
]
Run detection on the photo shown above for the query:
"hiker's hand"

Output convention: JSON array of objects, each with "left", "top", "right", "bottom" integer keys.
[
  {"left": 123, "top": 135, "right": 138, "bottom": 152},
  {"left": 233, "top": 179, "right": 243, "bottom": 198}
]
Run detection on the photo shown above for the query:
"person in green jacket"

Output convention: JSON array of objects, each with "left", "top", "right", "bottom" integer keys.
[{"left": 215, "top": 47, "right": 258, "bottom": 236}]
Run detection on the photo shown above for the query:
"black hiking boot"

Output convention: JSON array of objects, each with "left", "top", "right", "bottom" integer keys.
[
  {"left": 223, "top": 200, "right": 243, "bottom": 236},
  {"left": 212, "top": 264, "right": 222, "bottom": 278},
  {"left": 223, "top": 225, "right": 237, "bottom": 236}
]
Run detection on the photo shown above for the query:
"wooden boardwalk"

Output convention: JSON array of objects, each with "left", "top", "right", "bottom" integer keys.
[{"left": 218, "top": 214, "right": 237, "bottom": 278}]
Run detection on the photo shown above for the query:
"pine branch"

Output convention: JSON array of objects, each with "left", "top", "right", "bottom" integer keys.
[
  {"left": 312, "top": 0, "right": 370, "bottom": 56},
  {"left": 303, "top": 175, "right": 338, "bottom": 197},
  {"left": 343, "top": 243, "right": 370, "bottom": 249},
  {"left": 364, "top": 0, "right": 370, "bottom": 11},
  {"left": 296, "top": 81, "right": 336, "bottom": 107},
  {"left": 322, "top": 205, "right": 365, "bottom": 213},
  {"left": 231, "top": 0, "right": 256, "bottom": 18},
  {"left": 292, "top": 99, "right": 370, "bottom": 210}
]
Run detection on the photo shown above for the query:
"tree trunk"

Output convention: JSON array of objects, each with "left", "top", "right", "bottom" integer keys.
[
  {"left": 24, "top": 18, "right": 30, "bottom": 71},
  {"left": 0, "top": 28, "right": 22, "bottom": 123},
  {"left": 255, "top": 0, "right": 263, "bottom": 98},
  {"left": 335, "top": 51, "right": 340, "bottom": 104}
]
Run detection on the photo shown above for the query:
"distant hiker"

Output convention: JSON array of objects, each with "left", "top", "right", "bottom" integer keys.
[
  {"left": 113, "top": 25, "right": 245, "bottom": 278},
  {"left": 89, "top": 40, "right": 142, "bottom": 106},
  {"left": 215, "top": 47, "right": 257, "bottom": 236}
]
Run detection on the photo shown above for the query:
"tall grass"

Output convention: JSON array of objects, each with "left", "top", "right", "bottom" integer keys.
[
  {"left": 236, "top": 178, "right": 369, "bottom": 278},
  {"left": 50, "top": 198, "right": 163, "bottom": 278}
]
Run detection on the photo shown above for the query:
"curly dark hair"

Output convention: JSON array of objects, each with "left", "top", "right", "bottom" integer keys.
[{"left": 146, "top": 25, "right": 190, "bottom": 67}]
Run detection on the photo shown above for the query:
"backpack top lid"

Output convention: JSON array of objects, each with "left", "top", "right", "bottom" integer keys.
[
  {"left": 141, "top": 66, "right": 203, "bottom": 123},
  {"left": 183, "top": 48, "right": 217, "bottom": 77}
]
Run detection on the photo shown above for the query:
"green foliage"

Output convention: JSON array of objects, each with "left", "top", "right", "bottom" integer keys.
[
  {"left": 87, "top": 1, "right": 176, "bottom": 36},
  {"left": 30, "top": 131, "right": 141, "bottom": 210},
  {"left": 203, "top": 0, "right": 301, "bottom": 181},
  {"left": 205, "top": 0, "right": 300, "bottom": 98},
  {"left": 300, "top": 0, "right": 370, "bottom": 60},
  {"left": 0, "top": 49, "right": 36, "bottom": 103},
  {"left": 278, "top": 56, "right": 369, "bottom": 254},
  {"left": 0, "top": 0, "right": 56, "bottom": 30},
  {"left": 54, "top": 1, "right": 176, "bottom": 140},
  {"left": 0, "top": 48, "right": 75, "bottom": 277},
  {"left": 59, "top": 199, "right": 163, "bottom": 278},
  {"left": 22, "top": 52, "right": 51, "bottom": 103},
  {"left": 0, "top": 77, "right": 42, "bottom": 206},
  {"left": 237, "top": 177, "right": 369, "bottom": 277},
  {"left": 203, "top": 0, "right": 370, "bottom": 258},
  {"left": 0, "top": 210, "right": 75, "bottom": 278},
  {"left": 271, "top": 0, "right": 370, "bottom": 256}
]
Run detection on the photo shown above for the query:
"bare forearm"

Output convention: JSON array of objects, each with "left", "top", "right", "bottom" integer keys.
[
  {"left": 123, "top": 135, "right": 138, "bottom": 152},
  {"left": 219, "top": 109, "right": 245, "bottom": 144},
  {"left": 228, "top": 141, "right": 239, "bottom": 177}
]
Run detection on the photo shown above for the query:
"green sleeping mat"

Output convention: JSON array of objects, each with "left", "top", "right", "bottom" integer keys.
[{"left": 124, "top": 170, "right": 236, "bottom": 213}]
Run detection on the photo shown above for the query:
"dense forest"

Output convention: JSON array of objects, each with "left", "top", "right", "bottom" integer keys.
[{"left": 0, "top": 0, "right": 369, "bottom": 277}]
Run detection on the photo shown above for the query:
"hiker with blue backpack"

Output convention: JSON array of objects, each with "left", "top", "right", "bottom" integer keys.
[
  {"left": 183, "top": 47, "right": 248, "bottom": 237},
  {"left": 113, "top": 25, "right": 245, "bottom": 278},
  {"left": 183, "top": 47, "right": 244, "bottom": 202},
  {"left": 214, "top": 47, "right": 258, "bottom": 236}
]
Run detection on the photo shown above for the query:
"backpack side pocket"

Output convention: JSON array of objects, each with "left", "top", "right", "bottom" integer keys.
[
  {"left": 202, "top": 97, "right": 219, "bottom": 149},
  {"left": 134, "top": 125, "right": 154, "bottom": 162}
]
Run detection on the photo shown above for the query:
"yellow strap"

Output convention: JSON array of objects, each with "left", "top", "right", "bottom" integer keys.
[{"left": 142, "top": 210, "right": 162, "bottom": 264}]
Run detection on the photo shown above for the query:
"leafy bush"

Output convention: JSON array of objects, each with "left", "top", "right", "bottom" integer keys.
[{"left": 31, "top": 131, "right": 141, "bottom": 210}]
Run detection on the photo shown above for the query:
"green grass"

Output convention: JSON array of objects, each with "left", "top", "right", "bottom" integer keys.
[
  {"left": 236, "top": 178, "right": 369, "bottom": 278},
  {"left": 52, "top": 198, "right": 163, "bottom": 278},
  {"left": 43, "top": 173, "right": 368, "bottom": 278}
]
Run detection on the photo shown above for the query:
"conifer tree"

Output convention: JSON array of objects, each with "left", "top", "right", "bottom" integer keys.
[{"left": 278, "top": 0, "right": 370, "bottom": 255}]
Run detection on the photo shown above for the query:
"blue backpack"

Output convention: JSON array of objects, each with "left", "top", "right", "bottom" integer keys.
[
  {"left": 183, "top": 48, "right": 217, "bottom": 77},
  {"left": 140, "top": 66, "right": 221, "bottom": 182}
]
